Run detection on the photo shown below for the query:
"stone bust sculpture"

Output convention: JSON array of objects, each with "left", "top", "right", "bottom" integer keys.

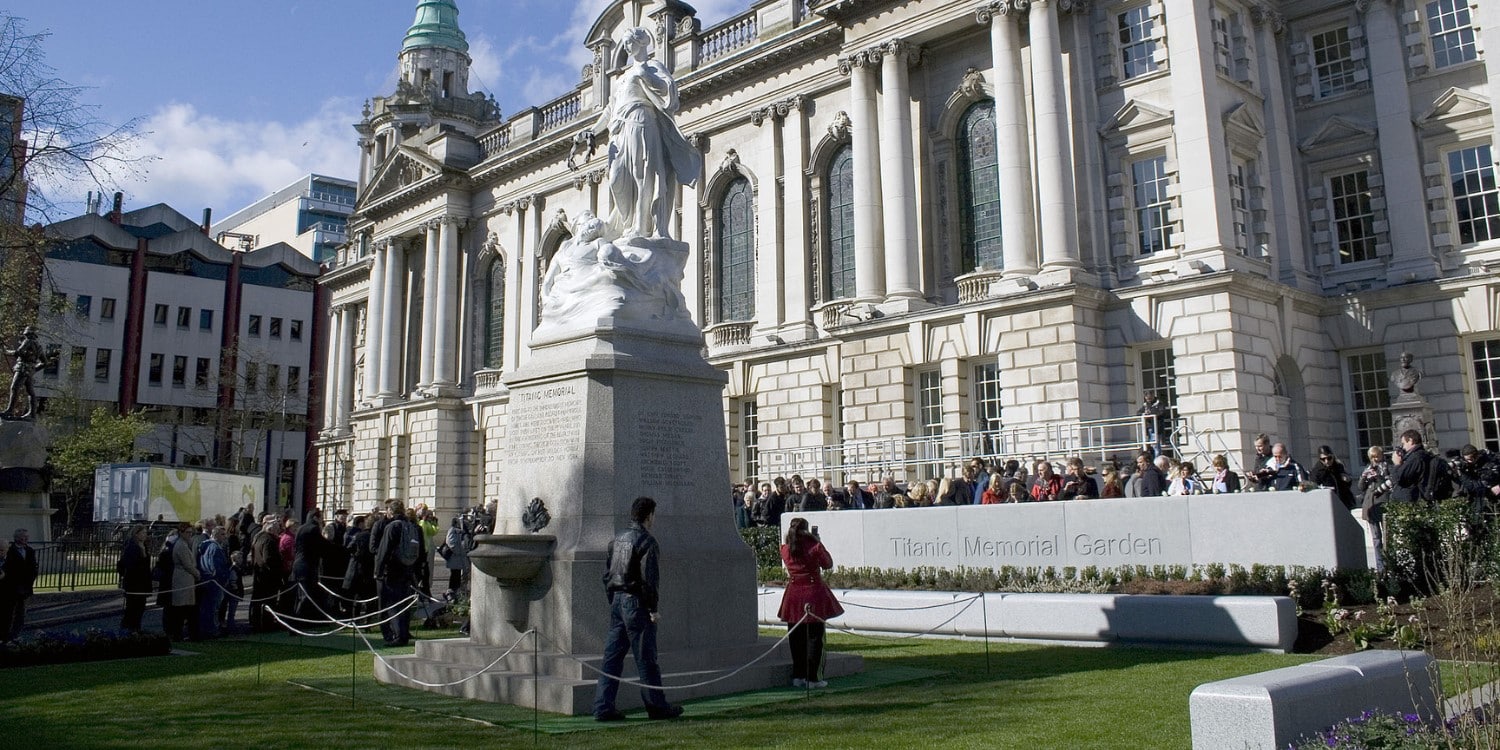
[{"left": 1391, "top": 351, "right": 1421, "bottom": 396}]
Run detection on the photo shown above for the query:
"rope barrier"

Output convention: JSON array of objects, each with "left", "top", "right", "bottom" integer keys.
[
  {"left": 355, "top": 625, "right": 536, "bottom": 689},
  {"left": 836, "top": 593, "right": 985, "bottom": 612},
  {"left": 210, "top": 579, "right": 301, "bottom": 604},
  {"left": 814, "top": 594, "right": 983, "bottom": 642},
  {"left": 318, "top": 581, "right": 382, "bottom": 604},
  {"left": 536, "top": 613, "right": 805, "bottom": 692}
]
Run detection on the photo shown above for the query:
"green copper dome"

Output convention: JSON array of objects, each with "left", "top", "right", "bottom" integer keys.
[{"left": 402, "top": 0, "right": 469, "bottom": 54}]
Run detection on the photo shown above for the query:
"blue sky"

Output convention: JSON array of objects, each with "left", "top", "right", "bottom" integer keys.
[{"left": 15, "top": 0, "right": 750, "bottom": 222}]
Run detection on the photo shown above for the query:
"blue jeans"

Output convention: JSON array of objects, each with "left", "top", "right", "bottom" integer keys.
[
  {"left": 379, "top": 578, "right": 413, "bottom": 644},
  {"left": 592, "top": 593, "right": 670, "bottom": 715},
  {"left": 197, "top": 581, "right": 225, "bottom": 637}
]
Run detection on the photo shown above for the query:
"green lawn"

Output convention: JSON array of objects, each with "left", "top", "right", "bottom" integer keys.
[{"left": 2, "top": 628, "right": 1317, "bottom": 750}]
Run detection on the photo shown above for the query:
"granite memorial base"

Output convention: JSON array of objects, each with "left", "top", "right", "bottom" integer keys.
[
  {"left": 375, "top": 324, "right": 861, "bottom": 714},
  {"left": 0, "top": 420, "right": 51, "bottom": 542}
]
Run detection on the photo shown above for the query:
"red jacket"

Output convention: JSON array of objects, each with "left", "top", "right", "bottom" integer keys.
[{"left": 778, "top": 538, "right": 844, "bottom": 624}]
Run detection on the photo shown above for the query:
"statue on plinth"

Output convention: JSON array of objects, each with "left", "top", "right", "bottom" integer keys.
[
  {"left": 3, "top": 327, "right": 46, "bottom": 420},
  {"left": 1388, "top": 351, "right": 1437, "bottom": 449},
  {"left": 543, "top": 26, "right": 699, "bottom": 338}
]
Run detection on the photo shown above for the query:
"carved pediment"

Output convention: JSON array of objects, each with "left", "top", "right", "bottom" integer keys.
[
  {"left": 1100, "top": 99, "right": 1174, "bottom": 136},
  {"left": 361, "top": 147, "right": 444, "bottom": 205},
  {"left": 1298, "top": 115, "right": 1376, "bottom": 153},
  {"left": 1223, "top": 101, "right": 1265, "bottom": 141},
  {"left": 1416, "top": 87, "right": 1491, "bottom": 131}
]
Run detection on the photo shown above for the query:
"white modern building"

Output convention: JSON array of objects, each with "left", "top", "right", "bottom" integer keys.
[
  {"left": 38, "top": 198, "right": 323, "bottom": 513},
  {"left": 213, "top": 174, "right": 357, "bottom": 263},
  {"left": 316, "top": 0, "right": 1500, "bottom": 519}
]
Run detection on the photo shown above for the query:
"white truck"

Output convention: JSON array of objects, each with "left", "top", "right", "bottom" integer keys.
[{"left": 92, "top": 463, "right": 263, "bottom": 523}]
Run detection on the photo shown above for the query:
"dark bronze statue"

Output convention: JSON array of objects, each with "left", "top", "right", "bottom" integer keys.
[{"left": 4, "top": 326, "right": 46, "bottom": 419}]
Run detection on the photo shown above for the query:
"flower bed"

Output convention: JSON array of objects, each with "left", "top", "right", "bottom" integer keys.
[{"left": 0, "top": 628, "right": 171, "bottom": 668}]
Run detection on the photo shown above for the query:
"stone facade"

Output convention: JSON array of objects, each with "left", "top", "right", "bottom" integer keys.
[{"left": 318, "top": 0, "right": 1500, "bottom": 518}]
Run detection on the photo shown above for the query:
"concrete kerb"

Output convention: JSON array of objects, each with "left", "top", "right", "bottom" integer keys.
[
  {"left": 1189, "top": 650, "right": 1441, "bottom": 750},
  {"left": 756, "top": 588, "right": 1297, "bottom": 652}
]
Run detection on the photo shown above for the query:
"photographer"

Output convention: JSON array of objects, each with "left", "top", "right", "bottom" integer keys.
[
  {"left": 1456, "top": 444, "right": 1500, "bottom": 534},
  {"left": 1358, "top": 446, "right": 1393, "bottom": 573},
  {"left": 1389, "top": 430, "right": 1431, "bottom": 503}
]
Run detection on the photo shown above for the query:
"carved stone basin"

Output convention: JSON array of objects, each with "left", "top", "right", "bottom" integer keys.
[{"left": 469, "top": 534, "right": 556, "bottom": 585}]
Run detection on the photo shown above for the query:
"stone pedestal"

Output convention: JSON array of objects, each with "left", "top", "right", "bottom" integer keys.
[
  {"left": 1390, "top": 394, "right": 1437, "bottom": 451},
  {"left": 375, "top": 322, "right": 861, "bottom": 714},
  {"left": 0, "top": 420, "right": 53, "bottom": 542}
]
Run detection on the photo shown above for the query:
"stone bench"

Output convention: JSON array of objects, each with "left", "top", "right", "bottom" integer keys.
[
  {"left": 1189, "top": 650, "right": 1440, "bottom": 749},
  {"left": 756, "top": 588, "right": 1296, "bottom": 652}
]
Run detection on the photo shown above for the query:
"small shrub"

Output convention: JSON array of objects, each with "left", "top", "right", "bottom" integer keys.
[
  {"left": 0, "top": 628, "right": 170, "bottom": 668},
  {"left": 1291, "top": 710, "right": 1434, "bottom": 749}
]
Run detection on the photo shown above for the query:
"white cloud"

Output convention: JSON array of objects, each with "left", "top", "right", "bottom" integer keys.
[{"left": 110, "top": 99, "right": 362, "bottom": 219}]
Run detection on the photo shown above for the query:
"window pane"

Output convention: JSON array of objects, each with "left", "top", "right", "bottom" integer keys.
[
  {"left": 1475, "top": 339, "right": 1500, "bottom": 453},
  {"left": 1132, "top": 156, "right": 1173, "bottom": 255},
  {"left": 485, "top": 257, "right": 505, "bottom": 368},
  {"left": 1427, "top": 0, "right": 1477, "bottom": 68},
  {"left": 958, "top": 101, "right": 1003, "bottom": 272},
  {"left": 1118, "top": 6, "right": 1159, "bottom": 79},
  {"left": 1311, "top": 27, "right": 1359, "bottom": 98},
  {"left": 1449, "top": 145, "right": 1500, "bottom": 244},
  {"left": 1346, "top": 352, "right": 1391, "bottom": 457},
  {"left": 716, "top": 178, "right": 755, "bottom": 322},
  {"left": 826, "top": 146, "right": 857, "bottom": 300},
  {"left": 1330, "top": 170, "right": 1377, "bottom": 263}
]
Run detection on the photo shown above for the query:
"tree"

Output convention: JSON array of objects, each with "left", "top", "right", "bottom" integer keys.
[
  {"left": 0, "top": 13, "right": 150, "bottom": 395},
  {"left": 49, "top": 407, "right": 150, "bottom": 530}
]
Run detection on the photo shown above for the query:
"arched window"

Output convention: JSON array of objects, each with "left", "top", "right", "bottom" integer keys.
[
  {"left": 717, "top": 178, "right": 754, "bottom": 322},
  {"left": 958, "top": 100, "right": 1002, "bottom": 272},
  {"left": 826, "top": 145, "right": 856, "bottom": 300},
  {"left": 483, "top": 257, "right": 505, "bottom": 368}
]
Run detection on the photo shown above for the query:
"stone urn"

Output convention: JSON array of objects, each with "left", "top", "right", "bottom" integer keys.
[{"left": 468, "top": 533, "right": 556, "bottom": 628}]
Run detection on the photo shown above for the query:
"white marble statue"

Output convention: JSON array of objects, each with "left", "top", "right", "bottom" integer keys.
[
  {"left": 576, "top": 26, "right": 700, "bottom": 241},
  {"left": 536, "top": 210, "right": 689, "bottom": 333}
]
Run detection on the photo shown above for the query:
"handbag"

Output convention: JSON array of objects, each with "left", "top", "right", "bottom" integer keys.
[{"left": 438, "top": 543, "right": 452, "bottom": 560}]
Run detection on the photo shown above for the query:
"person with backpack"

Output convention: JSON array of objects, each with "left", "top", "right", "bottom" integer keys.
[
  {"left": 375, "top": 500, "right": 422, "bottom": 647},
  {"left": 1390, "top": 429, "right": 1437, "bottom": 503},
  {"left": 196, "top": 526, "right": 231, "bottom": 638}
]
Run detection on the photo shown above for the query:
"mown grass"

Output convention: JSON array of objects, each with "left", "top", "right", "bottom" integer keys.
[{"left": 1, "top": 628, "right": 1319, "bottom": 750}]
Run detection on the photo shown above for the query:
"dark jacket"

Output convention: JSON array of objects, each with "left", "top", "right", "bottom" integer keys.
[
  {"left": 1311, "top": 460, "right": 1357, "bottom": 508},
  {"left": 3, "top": 541, "right": 39, "bottom": 597},
  {"left": 252, "top": 529, "right": 283, "bottom": 579},
  {"left": 375, "top": 518, "right": 422, "bottom": 582},
  {"left": 603, "top": 523, "right": 660, "bottom": 613},
  {"left": 343, "top": 528, "right": 374, "bottom": 591},
  {"left": 292, "top": 519, "right": 327, "bottom": 583},
  {"left": 1391, "top": 447, "right": 1431, "bottom": 502},
  {"left": 118, "top": 539, "right": 153, "bottom": 593},
  {"left": 1137, "top": 464, "right": 1165, "bottom": 497}
]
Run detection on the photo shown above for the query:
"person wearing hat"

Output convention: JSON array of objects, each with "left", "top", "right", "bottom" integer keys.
[{"left": 3, "top": 326, "right": 46, "bottom": 419}]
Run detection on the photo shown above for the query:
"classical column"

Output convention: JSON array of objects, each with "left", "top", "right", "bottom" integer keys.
[
  {"left": 364, "top": 240, "right": 387, "bottom": 402},
  {"left": 1360, "top": 0, "right": 1437, "bottom": 283},
  {"left": 337, "top": 305, "right": 356, "bottom": 429},
  {"left": 1030, "top": 0, "right": 1081, "bottom": 270},
  {"left": 1249, "top": 4, "right": 1311, "bottom": 284},
  {"left": 751, "top": 107, "right": 785, "bottom": 334},
  {"left": 880, "top": 39, "right": 922, "bottom": 301},
  {"left": 322, "top": 304, "right": 341, "bottom": 431},
  {"left": 498, "top": 205, "right": 522, "bottom": 374},
  {"left": 781, "top": 96, "right": 812, "bottom": 334},
  {"left": 377, "top": 240, "right": 407, "bottom": 397},
  {"left": 841, "top": 49, "right": 885, "bottom": 301},
  {"left": 434, "top": 216, "right": 461, "bottom": 387},
  {"left": 980, "top": 2, "right": 1038, "bottom": 277},
  {"left": 418, "top": 222, "right": 440, "bottom": 389}
]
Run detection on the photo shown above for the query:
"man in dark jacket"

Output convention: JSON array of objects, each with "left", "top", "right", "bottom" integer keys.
[
  {"left": 374, "top": 500, "right": 417, "bottom": 647},
  {"left": 293, "top": 509, "right": 331, "bottom": 618},
  {"left": 321, "top": 509, "right": 351, "bottom": 615},
  {"left": 1133, "top": 452, "right": 1165, "bottom": 497},
  {"left": 593, "top": 497, "right": 682, "bottom": 722},
  {"left": 250, "top": 515, "right": 284, "bottom": 632},
  {"left": 1390, "top": 430, "right": 1432, "bottom": 503},
  {"left": 0, "top": 528, "right": 39, "bottom": 641}
]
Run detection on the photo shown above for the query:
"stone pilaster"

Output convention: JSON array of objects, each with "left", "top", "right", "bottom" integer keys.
[
  {"left": 1031, "top": 0, "right": 1082, "bottom": 273},
  {"left": 879, "top": 39, "right": 924, "bottom": 306},
  {"left": 434, "top": 216, "right": 462, "bottom": 388},
  {"left": 979, "top": 1, "right": 1038, "bottom": 278},
  {"left": 364, "top": 240, "right": 388, "bottom": 404},
  {"left": 839, "top": 48, "right": 885, "bottom": 302},
  {"left": 419, "top": 222, "right": 440, "bottom": 389}
]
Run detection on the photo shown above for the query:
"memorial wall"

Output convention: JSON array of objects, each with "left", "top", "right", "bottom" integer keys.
[{"left": 782, "top": 490, "right": 1369, "bottom": 571}]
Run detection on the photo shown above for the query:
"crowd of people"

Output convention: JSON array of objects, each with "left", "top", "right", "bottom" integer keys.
[
  {"left": 732, "top": 434, "right": 1500, "bottom": 532},
  {"left": 107, "top": 500, "right": 493, "bottom": 644}
]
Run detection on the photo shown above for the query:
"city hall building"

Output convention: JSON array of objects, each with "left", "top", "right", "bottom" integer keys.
[{"left": 316, "top": 0, "right": 1500, "bottom": 516}]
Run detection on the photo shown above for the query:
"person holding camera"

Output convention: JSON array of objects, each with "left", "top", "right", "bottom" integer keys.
[
  {"left": 1359, "top": 446, "right": 1393, "bottom": 573},
  {"left": 778, "top": 518, "right": 844, "bottom": 689},
  {"left": 1389, "top": 430, "right": 1431, "bottom": 503}
]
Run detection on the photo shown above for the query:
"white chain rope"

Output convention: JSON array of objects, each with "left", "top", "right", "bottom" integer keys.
[
  {"left": 210, "top": 579, "right": 302, "bottom": 604},
  {"left": 353, "top": 624, "right": 537, "bottom": 689},
  {"left": 318, "top": 581, "right": 382, "bottom": 604},
  {"left": 815, "top": 593, "right": 984, "bottom": 642},
  {"left": 268, "top": 594, "right": 419, "bottom": 636},
  {"left": 297, "top": 582, "right": 424, "bottom": 626},
  {"left": 536, "top": 612, "right": 805, "bottom": 692}
]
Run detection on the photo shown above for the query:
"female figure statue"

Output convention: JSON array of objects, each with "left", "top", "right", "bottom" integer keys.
[{"left": 578, "top": 26, "right": 700, "bottom": 240}]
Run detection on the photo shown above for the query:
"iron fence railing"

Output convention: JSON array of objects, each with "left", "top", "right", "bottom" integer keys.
[{"left": 32, "top": 539, "right": 128, "bottom": 592}]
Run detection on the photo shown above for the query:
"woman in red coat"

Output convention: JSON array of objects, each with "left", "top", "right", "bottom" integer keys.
[{"left": 779, "top": 517, "right": 844, "bottom": 688}]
